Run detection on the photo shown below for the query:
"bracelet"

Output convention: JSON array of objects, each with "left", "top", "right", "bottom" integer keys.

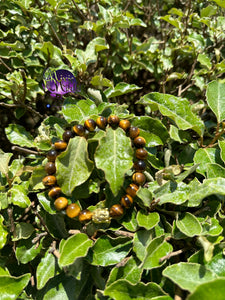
[{"left": 42, "top": 115, "right": 148, "bottom": 224}]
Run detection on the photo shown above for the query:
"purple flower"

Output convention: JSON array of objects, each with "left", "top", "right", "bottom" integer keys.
[{"left": 43, "top": 68, "right": 77, "bottom": 97}]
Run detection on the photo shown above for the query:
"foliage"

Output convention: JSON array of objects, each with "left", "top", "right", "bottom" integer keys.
[{"left": 1, "top": 0, "right": 225, "bottom": 299}]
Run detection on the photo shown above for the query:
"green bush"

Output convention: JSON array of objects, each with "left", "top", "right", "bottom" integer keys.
[{"left": 1, "top": 0, "right": 225, "bottom": 299}]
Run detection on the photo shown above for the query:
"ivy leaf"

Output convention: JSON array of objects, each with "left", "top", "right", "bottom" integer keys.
[
  {"left": 0, "top": 152, "right": 12, "bottom": 176},
  {"left": 5, "top": 124, "right": 36, "bottom": 148},
  {"left": 16, "top": 235, "right": 43, "bottom": 264},
  {"left": 137, "top": 211, "right": 160, "bottom": 230},
  {"left": 56, "top": 137, "right": 94, "bottom": 195},
  {"left": 10, "top": 184, "right": 31, "bottom": 208},
  {"left": 176, "top": 212, "right": 202, "bottom": 237},
  {"left": 207, "top": 163, "right": 225, "bottom": 178},
  {"left": 0, "top": 274, "right": 30, "bottom": 300},
  {"left": 95, "top": 127, "right": 133, "bottom": 195},
  {"left": 104, "top": 82, "right": 141, "bottom": 98},
  {"left": 0, "top": 215, "right": 8, "bottom": 250},
  {"left": 12, "top": 223, "right": 34, "bottom": 241},
  {"left": 206, "top": 80, "right": 225, "bottom": 123},
  {"left": 133, "top": 230, "right": 153, "bottom": 261}
]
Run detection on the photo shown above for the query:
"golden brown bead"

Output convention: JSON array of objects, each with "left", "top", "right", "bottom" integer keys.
[
  {"left": 96, "top": 116, "right": 107, "bottom": 130},
  {"left": 66, "top": 203, "right": 81, "bottom": 218},
  {"left": 42, "top": 175, "right": 57, "bottom": 186},
  {"left": 45, "top": 162, "right": 56, "bottom": 175},
  {"left": 108, "top": 115, "right": 120, "bottom": 127},
  {"left": 132, "top": 172, "right": 146, "bottom": 186},
  {"left": 47, "top": 149, "right": 58, "bottom": 162},
  {"left": 73, "top": 124, "right": 85, "bottom": 136},
  {"left": 135, "top": 148, "right": 148, "bottom": 160},
  {"left": 120, "top": 194, "right": 133, "bottom": 208},
  {"left": 133, "top": 136, "right": 146, "bottom": 148},
  {"left": 54, "top": 140, "right": 67, "bottom": 151},
  {"left": 109, "top": 204, "right": 124, "bottom": 218},
  {"left": 129, "top": 127, "right": 140, "bottom": 139},
  {"left": 54, "top": 197, "right": 68, "bottom": 211},
  {"left": 79, "top": 209, "right": 93, "bottom": 222},
  {"left": 48, "top": 187, "right": 62, "bottom": 198},
  {"left": 133, "top": 160, "right": 146, "bottom": 172},
  {"left": 84, "top": 119, "right": 96, "bottom": 131},
  {"left": 63, "top": 130, "right": 73, "bottom": 142},
  {"left": 126, "top": 183, "right": 139, "bottom": 198},
  {"left": 119, "top": 119, "right": 131, "bottom": 132}
]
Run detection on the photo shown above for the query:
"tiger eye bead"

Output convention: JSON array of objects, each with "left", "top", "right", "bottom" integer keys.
[
  {"left": 133, "top": 136, "right": 146, "bottom": 148},
  {"left": 54, "top": 197, "right": 68, "bottom": 211},
  {"left": 63, "top": 130, "right": 73, "bottom": 142},
  {"left": 119, "top": 119, "right": 131, "bottom": 132},
  {"left": 66, "top": 203, "right": 81, "bottom": 218},
  {"left": 126, "top": 183, "right": 139, "bottom": 198},
  {"left": 109, "top": 204, "right": 124, "bottom": 218},
  {"left": 120, "top": 194, "right": 133, "bottom": 208},
  {"left": 135, "top": 148, "right": 148, "bottom": 160},
  {"left": 42, "top": 175, "right": 57, "bottom": 186},
  {"left": 129, "top": 127, "right": 140, "bottom": 139},
  {"left": 96, "top": 116, "right": 107, "bottom": 130},
  {"left": 79, "top": 209, "right": 93, "bottom": 222},
  {"left": 73, "top": 124, "right": 85, "bottom": 136},
  {"left": 48, "top": 187, "right": 62, "bottom": 198},
  {"left": 47, "top": 149, "right": 58, "bottom": 162},
  {"left": 45, "top": 162, "right": 56, "bottom": 175},
  {"left": 108, "top": 115, "right": 120, "bottom": 127},
  {"left": 132, "top": 172, "right": 146, "bottom": 186},
  {"left": 54, "top": 140, "right": 67, "bottom": 151},
  {"left": 84, "top": 119, "right": 96, "bottom": 131},
  {"left": 133, "top": 160, "right": 146, "bottom": 172}
]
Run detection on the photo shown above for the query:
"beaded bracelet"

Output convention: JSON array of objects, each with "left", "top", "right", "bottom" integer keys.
[{"left": 42, "top": 115, "right": 148, "bottom": 224}]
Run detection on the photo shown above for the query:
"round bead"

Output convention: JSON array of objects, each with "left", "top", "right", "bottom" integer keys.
[
  {"left": 47, "top": 149, "right": 58, "bottom": 162},
  {"left": 133, "top": 136, "right": 146, "bottom": 148},
  {"left": 132, "top": 172, "right": 146, "bottom": 185},
  {"left": 66, "top": 203, "right": 81, "bottom": 218},
  {"left": 129, "top": 127, "right": 140, "bottom": 139},
  {"left": 45, "top": 162, "right": 56, "bottom": 175},
  {"left": 96, "top": 116, "right": 107, "bottom": 130},
  {"left": 135, "top": 148, "right": 148, "bottom": 160},
  {"left": 54, "top": 140, "right": 67, "bottom": 151},
  {"left": 109, "top": 204, "right": 124, "bottom": 218},
  {"left": 79, "top": 209, "right": 93, "bottom": 222},
  {"left": 63, "top": 130, "right": 73, "bottom": 142},
  {"left": 84, "top": 119, "right": 96, "bottom": 131},
  {"left": 126, "top": 183, "right": 139, "bottom": 198},
  {"left": 119, "top": 119, "right": 131, "bottom": 132},
  {"left": 120, "top": 194, "right": 133, "bottom": 208},
  {"left": 73, "top": 124, "right": 85, "bottom": 136},
  {"left": 48, "top": 187, "right": 62, "bottom": 198},
  {"left": 133, "top": 160, "right": 146, "bottom": 172},
  {"left": 42, "top": 175, "right": 57, "bottom": 186},
  {"left": 108, "top": 115, "right": 120, "bottom": 127},
  {"left": 54, "top": 197, "right": 68, "bottom": 211}
]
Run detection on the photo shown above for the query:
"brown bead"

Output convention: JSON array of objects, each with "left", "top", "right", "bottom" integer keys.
[
  {"left": 132, "top": 172, "right": 146, "bottom": 186},
  {"left": 135, "top": 148, "right": 148, "bottom": 160},
  {"left": 47, "top": 149, "right": 58, "bottom": 162},
  {"left": 120, "top": 194, "right": 133, "bottom": 208},
  {"left": 119, "top": 119, "right": 131, "bottom": 132},
  {"left": 66, "top": 203, "right": 81, "bottom": 218},
  {"left": 84, "top": 119, "right": 96, "bottom": 131},
  {"left": 48, "top": 187, "right": 62, "bottom": 198},
  {"left": 129, "top": 127, "right": 140, "bottom": 139},
  {"left": 45, "top": 162, "right": 56, "bottom": 175},
  {"left": 54, "top": 197, "right": 68, "bottom": 211},
  {"left": 54, "top": 140, "right": 67, "bottom": 151},
  {"left": 133, "top": 136, "right": 146, "bottom": 148},
  {"left": 109, "top": 204, "right": 124, "bottom": 218},
  {"left": 79, "top": 209, "right": 93, "bottom": 222},
  {"left": 133, "top": 160, "right": 146, "bottom": 172},
  {"left": 73, "top": 124, "right": 85, "bottom": 136},
  {"left": 108, "top": 115, "right": 120, "bottom": 127},
  {"left": 96, "top": 116, "right": 107, "bottom": 130},
  {"left": 126, "top": 183, "right": 139, "bottom": 198},
  {"left": 42, "top": 175, "right": 57, "bottom": 186},
  {"left": 63, "top": 130, "right": 73, "bottom": 142}
]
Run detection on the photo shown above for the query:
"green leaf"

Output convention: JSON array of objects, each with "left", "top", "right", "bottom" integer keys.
[
  {"left": 133, "top": 230, "right": 153, "bottom": 261},
  {"left": 95, "top": 127, "right": 133, "bottom": 195},
  {"left": 89, "top": 236, "right": 132, "bottom": 266},
  {"left": 16, "top": 235, "right": 43, "bottom": 264},
  {"left": 138, "top": 93, "right": 204, "bottom": 136},
  {"left": 59, "top": 233, "right": 93, "bottom": 267},
  {"left": 206, "top": 80, "right": 225, "bottom": 123},
  {"left": 0, "top": 274, "right": 30, "bottom": 300},
  {"left": 0, "top": 152, "right": 12, "bottom": 176},
  {"left": 104, "top": 83, "right": 141, "bottom": 98},
  {"left": 104, "top": 280, "right": 167, "bottom": 300},
  {"left": 211, "top": 0, "right": 225, "bottom": 8},
  {"left": 163, "top": 262, "right": 217, "bottom": 292},
  {"left": 142, "top": 235, "right": 173, "bottom": 270},
  {"left": 56, "top": 137, "right": 94, "bottom": 195},
  {"left": 194, "top": 148, "right": 223, "bottom": 176},
  {"left": 206, "top": 251, "right": 225, "bottom": 277},
  {"left": 36, "top": 251, "right": 57, "bottom": 290},
  {"left": 13, "top": 223, "right": 34, "bottom": 241},
  {"left": 201, "top": 218, "right": 223, "bottom": 236},
  {"left": 136, "top": 187, "right": 153, "bottom": 207},
  {"left": 0, "top": 215, "right": 8, "bottom": 250},
  {"left": 218, "top": 140, "right": 225, "bottom": 163},
  {"left": 207, "top": 163, "right": 225, "bottom": 178},
  {"left": 137, "top": 211, "right": 160, "bottom": 230},
  {"left": 197, "top": 54, "right": 212, "bottom": 69},
  {"left": 121, "top": 209, "right": 138, "bottom": 232},
  {"left": 10, "top": 184, "right": 31, "bottom": 208},
  {"left": 5, "top": 124, "right": 35, "bottom": 148},
  {"left": 37, "top": 192, "right": 56, "bottom": 214},
  {"left": 176, "top": 212, "right": 202, "bottom": 237}
]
